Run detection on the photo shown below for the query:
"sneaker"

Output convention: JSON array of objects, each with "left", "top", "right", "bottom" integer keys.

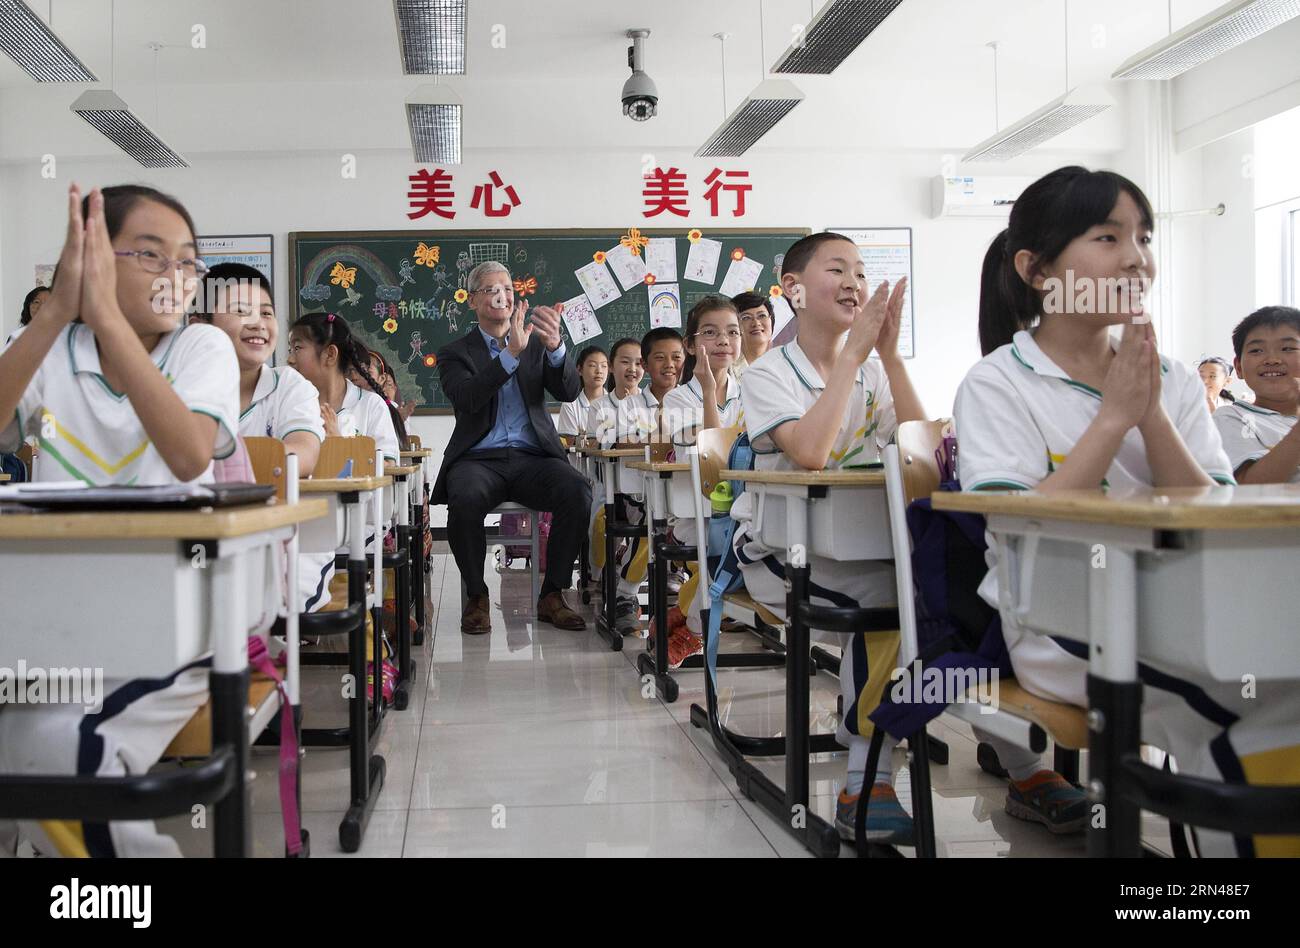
[
  {"left": 666, "top": 626, "right": 703, "bottom": 669},
  {"left": 1005, "top": 770, "right": 1087, "bottom": 834},
  {"left": 615, "top": 596, "right": 642, "bottom": 635},
  {"left": 835, "top": 782, "right": 915, "bottom": 846},
  {"left": 666, "top": 569, "right": 688, "bottom": 595},
  {"left": 366, "top": 660, "right": 397, "bottom": 705}
]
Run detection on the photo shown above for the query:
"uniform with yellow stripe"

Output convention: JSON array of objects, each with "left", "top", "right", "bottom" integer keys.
[
  {"left": 955, "top": 329, "right": 1300, "bottom": 857},
  {"left": 0, "top": 321, "right": 240, "bottom": 858},
  {"left": 731, "top": 341, "right": 901, "bottom": 769}
]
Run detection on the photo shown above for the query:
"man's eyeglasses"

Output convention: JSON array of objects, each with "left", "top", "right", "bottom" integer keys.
[{"left": 115, "top": 249, "right": 209, "bottom": 278}]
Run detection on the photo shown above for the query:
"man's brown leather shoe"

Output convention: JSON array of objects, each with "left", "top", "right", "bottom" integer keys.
[
  {"left": 461, "top": 594, "right": 491, "bottom": 634},
  {"left": 537, "top": 591, "right": 586, "bottom": 631}
]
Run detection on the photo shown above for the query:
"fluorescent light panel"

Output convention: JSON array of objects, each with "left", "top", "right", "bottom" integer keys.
[
  {"left": 963, "top": 86, "right": 1114, "bottom": 163},
  {"left": 0, "top": 0, "right": 97, "bottom": 81},
  {"left": 1112, "top": 0, "right": 1300, "bottom": 80},
  {"left": 407, "top": 102, "right": 462, "bottom": 164},
  {"left": 393, "top": 0, "right": 466, "bottom": 75},
  {"left": 772, "top": 0, "right": 904, "bottom": 75},
  {"left": 696, "top": 80, "right": 803, "bottom": 157},
  {"left": 70, "top": 90, "right": 188, "bottom": 168}
]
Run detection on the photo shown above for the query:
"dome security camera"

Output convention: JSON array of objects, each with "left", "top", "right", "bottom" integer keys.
[{"left": 623, "top": 29, "right": 657, "bottom": 122}]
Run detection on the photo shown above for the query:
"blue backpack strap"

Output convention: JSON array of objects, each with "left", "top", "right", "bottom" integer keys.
[{"left": 705, "top": 434, "right": 754, "bottom": 688}]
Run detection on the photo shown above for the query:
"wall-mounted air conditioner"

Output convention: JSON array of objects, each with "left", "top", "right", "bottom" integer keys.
[{"left": 931, "top": 175, "right": 1030, "bottom": 219}]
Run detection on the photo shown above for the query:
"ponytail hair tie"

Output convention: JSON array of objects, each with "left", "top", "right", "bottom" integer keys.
[{"left": 327, "top": 313, "right": 336, "bottom": 322}]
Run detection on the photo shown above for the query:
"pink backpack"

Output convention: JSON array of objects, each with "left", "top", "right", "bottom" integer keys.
[{"left": 497, "top": 510, "right": 551, "bottom": 567}]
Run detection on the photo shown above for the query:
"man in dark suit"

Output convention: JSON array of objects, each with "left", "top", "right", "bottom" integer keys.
[{"left": 432, "top": 261, "right": 591, "bottom": 634}]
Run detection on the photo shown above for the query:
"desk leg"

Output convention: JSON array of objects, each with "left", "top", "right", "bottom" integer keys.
[
  {"left": 340, "top": 499, "right": 385, "bottom": 854},
  {"left": 210, "top": 549, "right": 251, "bottom": 859},
  {"left": 784, "top": 500, "right": 812, "bottom": 839},
  {"left": 595, "top": 460, "right": 623, "bottom": 651},
  {"left": 1087, "top": 545, "right": 1142, "bottom": 858},
  {"left": 392, "top": 477, "right": 413, "bottom": 712}
]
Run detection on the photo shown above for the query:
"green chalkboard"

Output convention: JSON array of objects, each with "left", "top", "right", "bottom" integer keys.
[{"left": 288, "top": 228, "right": 808, "bottom": 414}]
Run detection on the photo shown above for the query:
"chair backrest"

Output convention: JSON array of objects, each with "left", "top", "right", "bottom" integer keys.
[
  {"left": 647, "top": 441, "right": 672, "bottom": 463},
  {"left": 695, "top": 426, "right": 742, "bottom": 499},
  {"left": 895, "top": 419, "right": 953, "bottom": 507},
  {"left": 16, "top": 443, "right": 34, "bottom": 475},
  {"left": 407, "top": 435, "right": 422, "bottom": 450},
  {"left": 244, "top": 437, "right": 288, "bottom": 502},
  {"left": 316, "top": 436, "right": 377, "bottom": 479}
]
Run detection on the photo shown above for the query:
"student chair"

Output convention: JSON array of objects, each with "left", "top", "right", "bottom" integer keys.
[{"left": 459, "top": 502, "right": 542, "bottom": 613}]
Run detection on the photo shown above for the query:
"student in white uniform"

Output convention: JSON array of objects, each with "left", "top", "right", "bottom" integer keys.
[
  {"left": 0, "top": 184, "right": 239, "bottom": 857},
  {"left": 585, "top": 336, "right": 674, "bottom": 633},
  {"left": 196, "top": 262, "right": 327, "bottom": 612},
  {"left": 557, "top": 345, "right": 608, "bottom": 438},
  {"left": 286, "top": 312, "right": 400, "bottom": 610},
  {"left": 1213, "top": 306, "right": 1300, "bottom": 484},
  {"left": 735, "top": 232, "right": 925, "bottom": 845},
  {"left": 957, "top": 166, "right": 1299, "bottom": 855},
  {"left": 660, "top": 297, "right": 745, "bottom": 652},
  {"left": 1198, "top": 356, "right": 1236, "bottom": 418}
]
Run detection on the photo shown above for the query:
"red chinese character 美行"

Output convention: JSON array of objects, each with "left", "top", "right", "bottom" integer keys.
[
  {"left": 470, "top": 171, "right": 521, "bottom": 218},
  {"left": 642, "top": 167, "right": 689, "bottom": 218},
  {"left": 407, "top": 168, "right": 456, "bottom": 220},
  {"left": 703, "top": 168, "right": 751, "bottom": 217}
]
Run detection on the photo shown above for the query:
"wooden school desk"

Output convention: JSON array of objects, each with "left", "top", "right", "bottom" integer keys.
[
  {"left": 582, "top": 445, "right": 647, "bottom": 651},
  {"left": 299, "top": 473, "right": 393, "bottom": 851},
  {"left": 627, "top": 456, "right": 785, "bottom": 703},
  {"left": 710, "top": 467, "right": 909, "bottom": 858},
  {"left": 933, "top": 484, "right": 1300, "bottom": 857},
  {"left": 0, "top": 498, "right": 328, "bottom": 858}
]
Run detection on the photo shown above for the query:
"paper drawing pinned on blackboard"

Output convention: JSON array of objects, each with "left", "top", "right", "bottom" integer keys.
[
  {"left": 575, "top": 259, "right": 621, "bottom": 309},
  {"left": 648, "top": 283, "right": 682, "bottom": 329},
  {"left": 605, "top": 243, "right": 649, "bottom": 291},
  {"left": 645, "top": 238, "right": 677, "bottom": 283},
  {"left": 399, "top": 259, "right": 416, "bottom": 286},
  {"left": 561, "top": 294, "right": 601, "bottom": 344},
  {"left": 719, "top": 254, "right": 764, "bottom": 297},
  {"left": 300, "top": 283, "right": 331, "bottom": 303},
  {"left": 684, "top": 238, "right": 722, "bottom": 284}
]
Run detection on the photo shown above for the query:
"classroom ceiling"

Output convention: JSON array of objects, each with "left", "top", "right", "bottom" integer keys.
[{"left": 0, "top": 0, "right": 1230, "bottom": 161}]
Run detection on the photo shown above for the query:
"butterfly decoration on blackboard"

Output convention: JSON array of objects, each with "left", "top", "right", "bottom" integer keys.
[
  {"left": 620, "top": 227, "right": 649, "bottom": 257},
  {"left": 414, "top": 242, "right": 439, "bottom": 267},
  {"left": 330, "top": 262, "right": 357, "bottom": 289},
  {"left": 513, "top": 276, "right": 537, "bottom": 297}
]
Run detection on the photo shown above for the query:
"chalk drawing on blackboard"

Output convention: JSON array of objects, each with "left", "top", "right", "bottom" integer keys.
[
  {"left": 375, "top": 284, "right": 403, "bottom": 302},
  {"left": 469, "top": 242, "right": 510, "bottom": 267},
  {"left": 543, "top": 278, "right": 554, "bottom": 295},
  {"left": 340, "top": 286, "right": 362, "bottom": 307},
  {"left": 431, "top": 264, "right": 449, "bottom": 288},
  {"left": 407, "top": 331, "right": 425, "bottom": 365},
  {"left": 514, "top": 247, "right": 528, "bottom": 264},
  {"left": 455, "top": 252, "right": 472, "bottom": 288},
  {"left": 399, "top": 259, "right": 416, "bottom": 286},
  {"left": 533, "top": 255, "right": 548, "bottom": 277},
  {"left": 773, "top": 253, "right": 785, "bottom": 280},
  {"left": 446, "top": 303, "right": 462, "bottom": 333},
  {"left": 409, "top": 299, "right": 427, "bottom": 319},
  {"left": 300, "top": 283, "right": 331, "bottom": 303},
  {"left": 301, "top": 245, "right": 399, "bottom": 299}
]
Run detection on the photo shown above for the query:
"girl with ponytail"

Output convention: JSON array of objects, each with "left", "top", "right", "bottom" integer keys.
[
  {"left": 953, "top": 169, "right": 1293, "bottom": 855},
  {"left": 287, "top": 312, "right": 400, "bottom": 466}
]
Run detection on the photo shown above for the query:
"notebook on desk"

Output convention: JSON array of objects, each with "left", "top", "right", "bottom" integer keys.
[{"left": 0, "top": 482, "right": 276, "bottom": 511}]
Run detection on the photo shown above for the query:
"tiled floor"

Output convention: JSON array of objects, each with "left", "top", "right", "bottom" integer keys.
[{"left": 164, "top": 551, "right": 1175, "bottom": 857}]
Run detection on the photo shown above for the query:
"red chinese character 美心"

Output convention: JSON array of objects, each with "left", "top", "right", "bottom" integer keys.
[
  {"left": 642, "top": 167, "right": 689, "bottom": 218},
  {"left": 470, "top": 170, "right": 521, "bottom": 218},
  {"left": 407, "top": 168, "right": 456, "bottom": 220}
]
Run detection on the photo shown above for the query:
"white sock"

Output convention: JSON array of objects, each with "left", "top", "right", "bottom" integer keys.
[{"left": 845, "top": 734, "right": 897, "bottom": 796}]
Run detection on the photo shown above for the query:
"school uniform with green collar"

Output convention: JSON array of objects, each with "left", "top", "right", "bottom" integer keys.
[
  {"left": 585, "top": 386, "right": 661, "bottom": 598},
  {"left": 734, "top": 341, "right": 901, "bottom": 765},
  {"left": 1213, "top": 400, "right": 1300, "bottom": 483},
  {"left": 556, "top": 390, "right": 595, "bottom": 438},
  {"left": 956, "top": 329, "right": 1299, "bottom": 856},
  {"left": 0, "top": 321, "right": 242, "bottom": 858}
]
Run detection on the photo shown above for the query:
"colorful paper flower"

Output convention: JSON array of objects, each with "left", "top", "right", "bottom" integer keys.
[
  {"left": 423, "top": 354, "right": 437, "bottom": 368},
  {"left": 414, "top": 242, "right": 439, "bottom": 267},
  {"left": 620, "top": 227, "right": 649, "bottom": 256},
  {"left": 383, "top": 318, "right": 398, "bottom": 334},
  {"left": 644, "top": 273, "right": 656, "bottom": 285},
  {"left": 453, "top": 288, "right": 468, "bottom": 303},
  {"left": 769, "top": 285, "right": 784, "bottom": 298},
  {"left": 731, "top": 248, "right": 745, "bottom": 261},
  {"left": 593, "top": 251, "right": 607, "bottom": 264},
  {"left": 687, "top": 229, "right": 702, "bottom": 244}
]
